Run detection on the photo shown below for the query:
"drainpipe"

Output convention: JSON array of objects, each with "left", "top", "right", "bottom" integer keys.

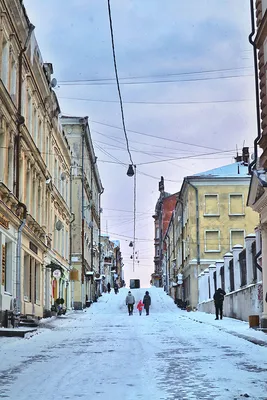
[
  {"left": 90, "top": 156, "right": 97, "bottom": 301},
  {"left": 164, "top": 233, "right": 170, "bottom": 294},
  {"left": 98, "top": 188, "right": 104, "bottom": 293},
  {"left": 15, "top": 23, "right": 35, "bottom": 198},
  {"left": 248, "top": 0, "right": 261, "bottom": 173},
  {"left": 69, "top": 166, "right": 75, "bottom": 309},
  {"left": 16, "top": 202, "right": 27, "bottom": 314},
  {"left": 176, "top": 196, "right": 184, "bottom": 300},
  {"left": 187, "top": 180, "right": 200, "bottom": 277},
  {"left": 15, "top": 24, "right": 34, "bottom": 316}
]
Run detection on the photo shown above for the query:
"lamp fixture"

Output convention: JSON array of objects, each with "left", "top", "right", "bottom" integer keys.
[{"left": 127, "top": 164, "right": 135, "bottom": 177}]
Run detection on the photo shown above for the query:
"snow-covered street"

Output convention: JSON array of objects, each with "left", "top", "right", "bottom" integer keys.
[{"left": 1, "top": 287, "right": 267, "bottom": 400}]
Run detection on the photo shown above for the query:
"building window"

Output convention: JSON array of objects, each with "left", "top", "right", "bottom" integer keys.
[
  {"left": 21, "top": 80, "right": 25, "bottom": 117},
  {"left": 2, "top": 242, "right": 12, "bottom": 293},
  {"left": 230, "top": 230, "right": 245, "bottom": 250},
  {"left": 10, "top": 60, "right": 17, "bottom": 102},
  {"left": 27, "top": 94, "right": 32, "bottom": 135},
  {"left": 24, "top": 254, "right": 30, "bottom": 300},
  {"left": 204, "top": 230, "right": 220, "bottom": 252},
  {"left": 45, "top": 136, "right": 49, "bottom": 167},
  {"left": 229, "top": 194, "right": 244, "bottom": 215},
  {"left": 34, "top": 262, "right": 40, "bottom": 303},
  {"left": 1, "top": 40, "right": 9, "bottom": 87},
  {"left": 204, "top": 194, "right": 219, "bottom": 216},
  {"left": 33, "top": 109, "right": 38, "bottom": 143}
]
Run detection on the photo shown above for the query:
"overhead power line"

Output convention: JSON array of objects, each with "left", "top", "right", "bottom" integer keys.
[
  {"left": 107, "top": 0, "right": 133, "bottom": 165},
  {"left": 58, "top": 72, "right": 253, "bottom": 86},
  {"left": 59, "top": 96, "right": 253, "bottom": 106},
  {"left": 58, "top": 65, "right": 253, "bottom": 84},
  {"left": 90, "top": 120, "right": 221, "bottom": 151}
]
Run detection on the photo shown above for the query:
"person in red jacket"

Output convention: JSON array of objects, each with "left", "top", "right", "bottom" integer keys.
[{"left": 137, "top": 300, "right": 144, "bottom": 316}]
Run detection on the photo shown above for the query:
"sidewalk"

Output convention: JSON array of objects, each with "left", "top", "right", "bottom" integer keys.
[{"left": 180, "top": 309, "right": 267, "bottom": 347}]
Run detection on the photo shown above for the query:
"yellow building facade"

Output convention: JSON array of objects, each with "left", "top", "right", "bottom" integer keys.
[{"left": 164, "top": 161, "right": 259, "bottom": 308}]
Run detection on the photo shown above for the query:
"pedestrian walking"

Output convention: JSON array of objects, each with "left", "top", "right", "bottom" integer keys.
[
  {"left": 137, "top": 300, "right": 144, "bottom": 316},
  {"left": 125, "top": 291, "right": 135, "bottom": 315},
  {"left": 213, "top": 288, "right": 226, "bottom": 320},
  {"left": 107, "top": 282, "right": 111, "bottom": 294},
  {"left": 143, "top": 291, "right": 151, "bottom": 316},
  {"left": 114, "top": 282, "right": 119, "bottom": 294}
]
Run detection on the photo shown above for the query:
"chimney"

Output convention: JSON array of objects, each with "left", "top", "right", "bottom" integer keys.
[
  {"left": 242, "top": 147, "right": 249, "bottom": 164},
  {"left": 159, "top": 176, "right": 164, "bottom": 193}
]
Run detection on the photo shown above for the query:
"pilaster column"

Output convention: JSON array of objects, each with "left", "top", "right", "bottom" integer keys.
[
  {"left": 198, "top": 272, "right": 204, "bottom": 303},
  {"left": 203, "top": 268, "right": 210, "bottom": 302},
  {"left": 209, "top": 264, "right": 216, "bottom": 299},
  {"left": 224, "top": 252, "right": 233, "bottom": 293},
  {"left": 232, "top": 244, "right": 243, "bottom": 291}
]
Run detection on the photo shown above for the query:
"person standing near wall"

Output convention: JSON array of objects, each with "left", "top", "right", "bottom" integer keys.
[{"left": 213, "top": 288, "right": 226, "bottom": 320}]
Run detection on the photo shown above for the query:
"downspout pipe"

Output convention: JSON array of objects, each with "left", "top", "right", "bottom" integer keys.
[
  {"left": 248, "top": 0, "right": 261, "bottom": 173},
  {"left": 176, "top": 197, "right": 184, "bottom": 271},
  {"left": 15, "top": 25, "right": 34, "bottom": 314},
  {"left": 98, "top": 188, "right": 104, "bottom": 294},
  {"left": 187, "top": 180, "right": 200, "bottom": 274},
  {"left": 176, "top": 196, "right": 184, "bottom": 301},
  {"left": 69, "top": 165, "right": 75, "bottom": 309},
  {"left": 16, "top": 202, "right": 27, "bottom": 315},
  {"left": 90, "top": 156, "right": 98, "bottom": 300},
  {"left": 164, "top": 232, "right": 170, "bottom": 294}
]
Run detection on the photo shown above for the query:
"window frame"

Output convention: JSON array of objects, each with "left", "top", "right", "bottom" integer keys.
[
  {"left": 229, "top": 229, "right": 245, "bottom": 251},
  {"left": 203, "top": 193, "right": 219, "bottom": 216},
  {"left": 204, "top": 229, "right": 221, "bottom": 253},
  {"left": 228, "top": 193, "right": 245, "bottom": 216}
]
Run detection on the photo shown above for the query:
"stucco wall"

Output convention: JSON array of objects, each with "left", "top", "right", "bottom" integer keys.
[{"left": 198, "top": 283, "right": 263, "bottom": 321}]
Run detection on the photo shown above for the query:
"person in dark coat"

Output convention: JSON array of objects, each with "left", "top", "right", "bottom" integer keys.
[
  {"left": 107, "top": 282, "right": 111, "bottom": 294},
  {"left": 114, "top": 282, "right": 119, "bottom": 294},
  {"left": 143, "top": 291, "right": 151, "bottom": 316},
  {"left": 213, "top": 288, "right": 226, "bottom": 320}
]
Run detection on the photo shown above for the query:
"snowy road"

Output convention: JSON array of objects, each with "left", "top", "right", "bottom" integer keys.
[{"left": 1, "top": 287, "right": 267, "bottom": 400}]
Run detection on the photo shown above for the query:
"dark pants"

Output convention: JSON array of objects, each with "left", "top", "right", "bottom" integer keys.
[
  {"left": 215, "top": 304, "right": 223, "bottom": 319},
  {"left": 128, "top": 304, "right": 134, "bottom": 315},
  {"left": 145, "top": 307, "right": 149, "bottom": 315}
]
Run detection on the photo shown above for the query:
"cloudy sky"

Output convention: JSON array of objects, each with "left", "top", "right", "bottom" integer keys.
[{"left": 24, "top": 0, "right": 255, "bottom": 286}]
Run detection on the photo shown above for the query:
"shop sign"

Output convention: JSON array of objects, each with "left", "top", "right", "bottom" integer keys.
[
  {"left": 2, "top": 245, "right": 6, "bottom": 286},
  {"left": 53, "top": 269, "right": 61, "bottom": 279},
  {"left": 0, "top": 213, "right": 9, "bottom": 229}
]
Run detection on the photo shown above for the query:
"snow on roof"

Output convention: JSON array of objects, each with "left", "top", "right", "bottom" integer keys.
[{"left": 193, "top": 162, "right": 249, "bottom": 178}]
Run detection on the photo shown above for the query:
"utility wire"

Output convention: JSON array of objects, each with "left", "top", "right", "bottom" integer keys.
[
  {"left": 107, "top": 0, "right": 133, "bottom": 165},
  {"left": 91, "top": 121, "right": 221, "bottom": 151},
  {"left": 58, "top": 73, "right": 253, "bottom": 86},
  {"left": 59, "top": 96, "right": 252, "bottom": 106},
  {"left": 58, "top": 66, "right": 253, "bottom": 83}
]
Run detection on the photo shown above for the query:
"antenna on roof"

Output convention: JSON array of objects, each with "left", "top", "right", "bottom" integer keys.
[{"left": 235, "top": 144, "right": 242, "bottom": 163}]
